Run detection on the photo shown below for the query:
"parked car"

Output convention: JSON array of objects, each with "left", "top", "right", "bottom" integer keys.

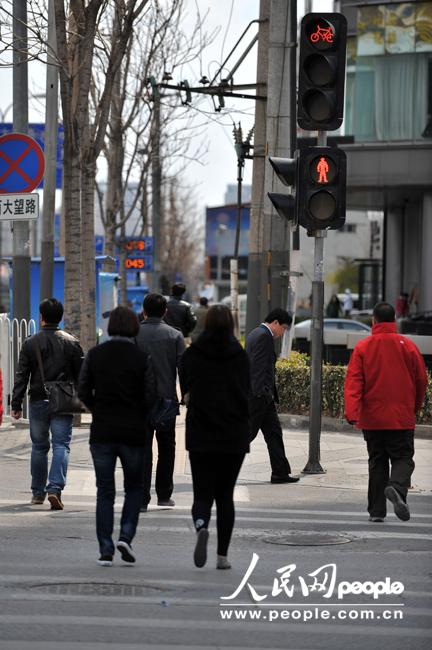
[{"left": 294, "top": 318, "right": 371, "bottom": 342}]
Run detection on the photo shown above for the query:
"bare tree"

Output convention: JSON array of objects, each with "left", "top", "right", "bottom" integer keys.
[{"left": 95, "top": 0, "right": 210, "bottom": 303}]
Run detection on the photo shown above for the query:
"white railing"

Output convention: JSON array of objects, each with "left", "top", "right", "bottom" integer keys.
[{"left": 0, "top": 316, "right": 37, "bottom": 418}]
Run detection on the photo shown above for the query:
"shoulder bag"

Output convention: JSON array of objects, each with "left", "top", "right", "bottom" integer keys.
[{"left": 34, "top": 337, "right": 85, "bottom": 415}]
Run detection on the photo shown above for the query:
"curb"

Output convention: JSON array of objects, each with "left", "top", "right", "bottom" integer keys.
[{"left": 279, "top": 413, "right": 432, "bottom": 439}]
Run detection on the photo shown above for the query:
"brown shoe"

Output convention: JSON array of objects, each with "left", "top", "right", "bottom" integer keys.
[
  {"left": 48, "top": 493, "right": 64, "bottom": 510},
  {"left": 31, "top": 494, "right": 46, "bottom": 505}
]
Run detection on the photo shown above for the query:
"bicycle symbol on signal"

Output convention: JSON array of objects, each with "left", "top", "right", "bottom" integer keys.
[{"left": 310, "top": 24, "right": 334, "bottom": 44}]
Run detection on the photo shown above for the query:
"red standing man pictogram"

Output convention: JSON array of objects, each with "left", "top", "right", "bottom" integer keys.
[{"left": 316, "top": 157, "right": 329, "bottom": 183}]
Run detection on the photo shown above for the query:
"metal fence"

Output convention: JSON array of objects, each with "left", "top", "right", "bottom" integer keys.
[{"left": 0, "top": 316, "right": 37, "bottom": 418}]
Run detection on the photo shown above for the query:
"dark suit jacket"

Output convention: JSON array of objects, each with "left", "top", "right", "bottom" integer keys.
[{"left": 245, "top": 324, "right": 278, "bottom": 402}]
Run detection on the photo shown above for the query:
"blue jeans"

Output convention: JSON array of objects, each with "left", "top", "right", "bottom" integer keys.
[
  {"left": 90, "top": 442, "right": 145, "bottom": 556},
  {"left": 29, "top": 400, "right": 73, "bottom": 495}
]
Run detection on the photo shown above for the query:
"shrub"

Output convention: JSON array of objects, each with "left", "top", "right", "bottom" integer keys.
[{"left": 276, "top": 361, "right": 432, "bottom": 424}]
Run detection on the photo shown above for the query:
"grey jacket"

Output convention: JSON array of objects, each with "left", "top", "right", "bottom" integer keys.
[{"left": 135, "top": 317, "right": 185, "bottom": 400}]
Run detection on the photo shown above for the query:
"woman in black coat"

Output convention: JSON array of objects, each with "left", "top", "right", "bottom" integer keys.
[
  {"left": 179, "top": 304, "right": 250, "bottom": 570},
  {"left": 78, "top": 306, "right": 156, "bottom": 567}
]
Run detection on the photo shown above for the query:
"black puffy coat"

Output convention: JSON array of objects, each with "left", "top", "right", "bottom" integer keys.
[{"left": 179, "top": 332, "right": 250, "bottom": 454}]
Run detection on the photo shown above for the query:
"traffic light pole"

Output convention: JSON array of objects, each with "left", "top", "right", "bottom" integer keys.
[{"left": 303, "top": 130, "right": 327, "bottom": 475}]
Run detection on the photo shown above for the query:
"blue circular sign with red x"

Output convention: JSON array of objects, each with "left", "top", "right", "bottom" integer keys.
[{"left": 0, "top": 133, "right": 45, "bottom": 194}]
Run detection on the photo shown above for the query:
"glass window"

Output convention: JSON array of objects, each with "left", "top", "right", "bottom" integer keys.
[{"left": 345, "top": 3, "right": 431, "bottom": 141}]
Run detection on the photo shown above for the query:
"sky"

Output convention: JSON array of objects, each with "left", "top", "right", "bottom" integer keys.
[{"left": 0, "top": 0, "right": 334, "bottom": 214}]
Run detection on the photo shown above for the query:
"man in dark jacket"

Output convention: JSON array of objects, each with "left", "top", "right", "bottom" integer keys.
[
  {"left": 245, "top": 308, "right": 299, "bottom": 484},
  {"left": 345, "top": 302, "right": 427, "bottom": 522},
  {"left": 164, "top": 283, "right": 196, "bottom": 338},
  {"left": 11, "top": 298, "right": 84, "bottom": 510},
  {"left": 136, "top": 293, "right": 185, "bottom": 510}
]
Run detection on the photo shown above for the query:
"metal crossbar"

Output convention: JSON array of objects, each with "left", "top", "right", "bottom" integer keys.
[{"left": 0, "top": 315, "right": 37, "bottom": 418}]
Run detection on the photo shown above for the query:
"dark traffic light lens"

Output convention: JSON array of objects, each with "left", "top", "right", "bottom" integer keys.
[
  {"left": 304, "top": 54, "right": 336, "bottom": 86},
  {"left": 308, "top": 190, "right": 336, "bottom": 220},
  {"left": 303, "top": 89, "right": 334, "bottom": 122}
]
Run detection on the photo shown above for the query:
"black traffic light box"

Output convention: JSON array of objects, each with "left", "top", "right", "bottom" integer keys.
[
  {"left": 267, "top": 156, "right": 298, "bottom": 226},
  {"left": 297, "top": 12, "right": 347, "bottom": 131},
  {"left": 296, "top": 146, "right": 346, "bottom": 233}
]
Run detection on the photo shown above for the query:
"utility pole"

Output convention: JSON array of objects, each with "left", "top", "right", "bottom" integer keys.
[
  {"left": 232, "top": 123, "right": 253, "bottom": 338},
  {"left": 281, "top": 0, "right": 299, "bottom": 358},
  {"left": 12, "top": 0, "right": 30, "bottom": 321},
  {"left": 40, "top": 0, "right": 58, "bottom": 302},
  {"left": 150, "top": 78, "right": 161, "bottom": 292},
  {"left": 246, "top": 0, "right": 269, "bottom": 334},
  {"left": 262, "top": 0, "right": 296, "bottom": 317}
]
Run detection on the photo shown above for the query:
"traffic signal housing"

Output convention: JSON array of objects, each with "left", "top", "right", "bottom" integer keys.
[
  {"left": 296, "top": 146, "right": 346, "bottom": 233},
  {"left": 267, "top": 156, "right": 298, "bottom": 227},
  {"left": 297, "top": 12, "right": 347, "bottom": 131}
]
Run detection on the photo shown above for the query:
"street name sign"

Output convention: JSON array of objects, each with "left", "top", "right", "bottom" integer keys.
[{"left": 0, "top": 193, "right": 39, "bottom": 221}]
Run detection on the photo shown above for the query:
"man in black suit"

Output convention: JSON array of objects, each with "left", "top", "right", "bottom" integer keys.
[{"left": 245, "top": 308, "right": 299, "bottom": 484}]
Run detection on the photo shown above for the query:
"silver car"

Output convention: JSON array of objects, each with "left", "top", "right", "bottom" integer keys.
[{"left": 294, "top": 318, "right": 371, "bottom": 343}]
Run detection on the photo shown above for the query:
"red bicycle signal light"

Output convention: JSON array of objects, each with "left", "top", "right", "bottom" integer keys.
[{"left": 297, "top": 13, "right": 347, "bottom": 131}]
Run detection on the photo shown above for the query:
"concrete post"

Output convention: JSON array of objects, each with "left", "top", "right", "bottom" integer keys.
[
  {"left": 420, "top": 194, "right": 432, "bottom": 311},
  {"left": 12, "top": 0, "right": 30, "bottom": 320}
]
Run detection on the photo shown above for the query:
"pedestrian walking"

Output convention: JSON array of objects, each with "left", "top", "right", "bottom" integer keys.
[
  {"left": 179, "top": 305, "right": 250, "bottom": 569},
  {"left": 245, "top": 308, "right": 299, "bottom": 484},
  {"left": 11, "top": 298, "right": 83, "bottom": 510},
  {"left": 191, "top": 296, "right": 209, "bottom": 343},
  {"left": 342, "top": 288, "right": 353, "bottom": 317},
  {"left": 135, "top": 293, "right": 185, "bottom": 511},
  {"left": 164, "top": 283, "right": 197, "bottom": 338},
  {"left": 326, "top": 294, "right": 342, "bottom": 318},
  {"left": 78, "top": 306, "right": 157, "bottom": 567},
  {"left": 395, "top": 291, "right": 409, "bottom": 319},
  {"left": 344, "top": 302, "right": 428, "bottom": 522}
]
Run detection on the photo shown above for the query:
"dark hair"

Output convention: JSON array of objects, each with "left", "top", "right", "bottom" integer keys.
[
  {"left": 264, "top": 308, "right": 292, "bottom": 327},
  {"left": 39, "top": 298, "right": 64, "bottom": 324},
  {"left": 143, "top": 293, "right": 167, "bottom": 318},
  {"left": 205, "top": 304, "right": 234, "bottom": 336},
  {"left": 199, "top": 296, "right": 208, "bottom": 307},
  {"left": 107, "top": 306, "right": 139, "bottom": 337},
  {"left": 172, "top": 283, "right": 186, "bottom": 297},
  {"left": 373, "top": 302, "right": 395, "bottom": 323}
]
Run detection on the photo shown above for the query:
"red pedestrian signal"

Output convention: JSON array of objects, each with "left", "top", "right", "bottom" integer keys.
[
  {"left": 298, "top": 13, "right": 347, "bottom": 131},
  {"left": 297, "top": 146, "right": 346, "bottom": 233}
]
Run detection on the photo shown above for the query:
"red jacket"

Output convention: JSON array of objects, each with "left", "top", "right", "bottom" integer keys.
[{"left": 344, "top": 322, "right": 428, "bottom": 430}]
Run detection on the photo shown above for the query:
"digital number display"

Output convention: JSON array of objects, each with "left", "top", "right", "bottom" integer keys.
[
  {"left": 124, "top": 258, "right": 145, "bottom": 270},
  {"left": 125, "top": 240, "right": 147, "bottom": 251}
]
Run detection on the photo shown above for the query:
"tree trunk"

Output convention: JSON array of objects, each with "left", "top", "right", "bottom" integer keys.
[
  {"left": 62, "top": 140, "right": 82, "bottom": 339},
  {"left": 80, "top": 159, "right": 97, "bottom": 351}
]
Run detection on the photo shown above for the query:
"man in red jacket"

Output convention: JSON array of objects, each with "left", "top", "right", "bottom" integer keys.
[{"left": 344, "top": 302, "right": 428, "bottom": 522}]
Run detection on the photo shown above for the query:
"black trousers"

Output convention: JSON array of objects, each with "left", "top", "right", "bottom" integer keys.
[
  {"left": 249, "top": 396, "right": 291, "bottom": 477},
  {"left": 142, "top": 418, "right": 176, "bottom": 506},
  {"left": 363, "top": 429, "right": 415, "bottom": 518},
  {"left": 189, "top": 451, "right": 245, "bottom": 556}
]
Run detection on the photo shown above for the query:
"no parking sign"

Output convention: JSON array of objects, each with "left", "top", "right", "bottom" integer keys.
[{"left": 0, "top": 133, "right": 45, "bottom": 194}]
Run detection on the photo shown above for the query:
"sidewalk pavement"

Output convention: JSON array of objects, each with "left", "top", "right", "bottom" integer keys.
[{"left": 1, "top": 408, "right": 432, "bottom": 498}]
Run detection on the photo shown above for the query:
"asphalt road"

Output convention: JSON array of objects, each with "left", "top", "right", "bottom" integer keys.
[{"left": 0, "top": 419, "right": 431, "bottom": 650}]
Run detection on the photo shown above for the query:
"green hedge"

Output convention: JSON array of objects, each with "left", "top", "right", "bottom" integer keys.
[{"left": 276, "top": 354, "right": 432, "bottom": 425}]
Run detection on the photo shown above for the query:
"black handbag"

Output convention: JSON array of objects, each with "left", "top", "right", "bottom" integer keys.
[{"left": 34, "top": 337, "right": 85, "bottom": 415}]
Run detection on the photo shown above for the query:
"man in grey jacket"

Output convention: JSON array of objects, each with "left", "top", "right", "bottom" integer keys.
[{"left": 136, "top": 293, "right": 185, "bottom": 510}]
